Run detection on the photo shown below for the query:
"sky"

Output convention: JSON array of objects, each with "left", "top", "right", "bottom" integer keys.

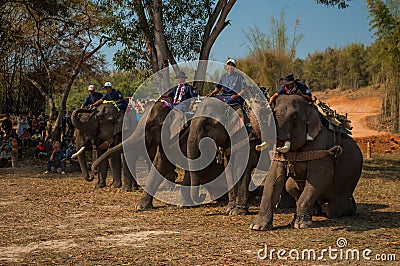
[{"left": 103, "top": 0, "right": 374, "bottom": 68}]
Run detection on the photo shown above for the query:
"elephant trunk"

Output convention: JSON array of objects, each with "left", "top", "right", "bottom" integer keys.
[
  {"left": 91, "top": 120, "right": 144, "bottom": 173},
  {"left": 187, "top": 126, "right": 206, "bottom": 204},
  {"left": 251, "top": 161, "right": 286, "bottom": 230},
  {"left": 77, "top": 151, "right": 93, "bottom": 181}
]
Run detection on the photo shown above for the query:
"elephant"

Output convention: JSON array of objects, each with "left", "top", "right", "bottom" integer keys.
[
  {"left": 91, "top": 100, "right": 183, "bottom": 209},
  {"left": 250, "top": 94, "right": 363, "bottom": 230},
  {"left": 91, "top": 99, "right": 228, "bottom": 210},
  {"left": 71, "top": 103, "right": 138, "bottom": 190},
  {"left": 187, "top": 97, "right": 272, "bottom": 215}
]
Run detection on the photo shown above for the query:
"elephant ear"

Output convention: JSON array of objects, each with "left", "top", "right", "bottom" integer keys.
[
  {"left": 226, "top": 105, "right": 245, "bottom": 137},
  {"left": 307, "top": 105, "right": 322, "bottom": 139},
  {"left": 113, "top": 112, "right": 124, "bottom": 135}
]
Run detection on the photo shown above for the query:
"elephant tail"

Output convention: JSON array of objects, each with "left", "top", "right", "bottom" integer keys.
[{"left": 91, "top": 142, "right": 123, "bottom": 172}]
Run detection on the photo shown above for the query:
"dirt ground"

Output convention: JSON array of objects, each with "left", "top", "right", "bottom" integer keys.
[{"left": 1, "top": 89, "right": 399, "bottom": 265}]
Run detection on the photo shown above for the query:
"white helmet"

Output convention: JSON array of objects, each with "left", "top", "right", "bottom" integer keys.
[{"left": 104, "top": 81, "right": 112, "bottom": 87}]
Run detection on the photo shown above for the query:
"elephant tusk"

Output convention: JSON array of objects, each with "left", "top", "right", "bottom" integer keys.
[
  {"left": 71, "top": 146, "right": 86, "bottom": 159},
  {"left": 255, "top": 141, "right": 269, "bottom": 151},
  {"left": 276, "top": 141, "right": 291, "bottom": 153}
]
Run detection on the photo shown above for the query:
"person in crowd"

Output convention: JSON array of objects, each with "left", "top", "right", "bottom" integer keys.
[
  {"left": 92, "top": 82, "right": 128, "bottom": 111},
  {"left": 37, "top": 110, "right": 49, "bottom": 140},
  {"left": 0, "top": 145, "right": 12, "bottom": 168},
  {"left": 31, "top": 130, "right": 42, "bottom": 145},
  {"left": 206, "top": 58, "right": 247, "bottom": 105},
  {"left": 81, "top": 85, "right": 103, "bottom": 109},
  {"left": 34, "top": 140, "right": 47, "bottom": 159},
  {"left": 20, "top": 128, "right": 32, "bottom": 148},
  {"left": 26, "top": 111, "right": 33, "bottom": 135},
  {"left": 1, "top": 114, "right": 13, "bottom": 135},
  {"left": 268, "top": 74, "right": 312, "bottom": 105},
  {"left": 64, "top": 111, "right": 74, "bottom": 137},
  {"left": 31, "top": 114, "right": 40, "bottom": 133},
  {"left": 44, "top": 144, "right": 66, "bottom": 174},
  {"left": 17, "top": 113, "right": 29, "bottom": 137},
  {"left": 163, "top": 71, "right": 198, "bottom": 112},
  {"left": 65, "top": 143, "right": 75, "bottom": 161}
]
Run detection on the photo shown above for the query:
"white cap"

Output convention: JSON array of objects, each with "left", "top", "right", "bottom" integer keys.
[
  {"left": 88, "top": 85, "right": 95, "bottom": 91},
  {"left": 226, "top": 58, "right": 236, "bottom": 66},
  {"left": 104, "top": 81, "right": 112, "bottom": 87}
]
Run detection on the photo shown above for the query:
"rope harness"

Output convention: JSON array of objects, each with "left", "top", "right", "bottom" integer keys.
[{"left": 273, "top": 145, "right": 343, "bottom": 177}]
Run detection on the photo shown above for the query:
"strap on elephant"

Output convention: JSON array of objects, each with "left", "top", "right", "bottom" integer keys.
[
  {"left": 273, "top": 145, "right": 343, "bottom": 162},
  {"left": 273, "top": 145, "right": 343, "bottom": 177}
]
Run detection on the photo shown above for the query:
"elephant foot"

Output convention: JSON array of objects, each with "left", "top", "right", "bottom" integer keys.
[
  {"left": 165, "top": 204, "right": 180, "bottom": 210},
  {"left": 95, "top": 182, "right": 106, "bottom": 188},
  {"left": 293, "top": 213, "right": 313, "bottom": 229},
  {"left": 136, "top": 202, "right": 154, "bottom": 211},
  {"left": 229, "top": 206, "right": 249, "bottom": 215},
  {"left": 110, "top": 181, "right": 122, "bottom": 188},
  {"left": 136, "top": 193, "right": 154, "bottom": 211},
  {"left": 120, "top": 186, "right": 132, "bottom": 192},
  {"left": 225, "top": 202, "right": 236, "bottom": 214},
  {"left": 250, "top": 215, "right": 273, "bottom": 231}
]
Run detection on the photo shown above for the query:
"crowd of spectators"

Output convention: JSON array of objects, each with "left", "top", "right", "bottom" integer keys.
[{"left": 0, "top": 110, "right": 76, "bottom": 170}]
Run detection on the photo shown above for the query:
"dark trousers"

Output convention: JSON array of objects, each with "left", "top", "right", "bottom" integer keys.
[{"left": 46, "top": 160, "right": 65, "bottom": 172}]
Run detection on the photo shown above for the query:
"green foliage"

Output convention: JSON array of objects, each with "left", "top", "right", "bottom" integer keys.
[
  {"left": 99, "top": 0, "right": 214, "bottom": 71},
  {"left": 240, "top": 9, "right": 303, "bottom": 92},
  {"left": 366, "top": 0, "right": 400, "bottom": 132}
]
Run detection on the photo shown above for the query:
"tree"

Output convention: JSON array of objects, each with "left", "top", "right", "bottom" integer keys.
[
  {"left": 101, "top": 0, "right": 236, "bottom": 94},
  {"left": 367, "top": 0, "right": 400, "bottom": 132},
  {"left": 240, "top": 9, "right": 303, "bottom": 91},
  {"left": 0, "top": 1, "right": 110, "bottom": 141}
]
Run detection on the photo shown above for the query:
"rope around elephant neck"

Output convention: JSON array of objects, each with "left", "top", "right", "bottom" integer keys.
[{"left": 273, "top": 145, "right": 343, "bottom": 162}]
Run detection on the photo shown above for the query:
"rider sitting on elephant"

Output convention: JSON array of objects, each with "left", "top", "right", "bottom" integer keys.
[
  {"left": 269, "top": 74, "right": 314, "bottom": 141},
  {"left": 206, "top": 58, "right": 247, "bottom": 105},
  {"left": 92, "top": 82, "right": 128, "bottom": 112},
  {"left": 81, "top": 84, "right": 102, "bottom": 109},
  {"left": 269, "top": 74, "right": 312, "bottom": 105},
  {"left": 162, "top": 71, "right": 198, "bottom": 112}
]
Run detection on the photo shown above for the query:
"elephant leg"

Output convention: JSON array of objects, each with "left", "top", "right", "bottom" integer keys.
[
  {"left": 137, "top": 148, "right": 176, "bottom": 211},
  {"left": 180, "top": 170, "right": 195, "bottom": 207},
  {"left": 325, "top": 195, "right": 357, "bottom": 218},
  {"left": 95, "top": 150, "right": 108, "bottom": 188},
  {"left": 109, "top": 153, "right": 122, "bottom": 188},
  {"left": 230, "top": 166, "right": 251, "bottom": 215},
  {"left": 121, "top": 154, "right": 139, "bottom": 192},
  {"left": 225, "top": 155, "right": 239, "bottom": 214},
  {"left": 294, "top": 178, "right": 329, "bottom": 229}
]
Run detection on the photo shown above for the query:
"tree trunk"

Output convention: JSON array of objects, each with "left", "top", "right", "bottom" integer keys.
[{"left": 193, "top": 0, "right": 237, "bottom": 94}]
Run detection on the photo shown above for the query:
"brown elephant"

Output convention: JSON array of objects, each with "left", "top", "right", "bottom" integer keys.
[
  {"left": 250, "top": 94, "right": 363, "bottom": 230},
  {"left": 91, "top": 100, "right": 187, "bottom": 209},
  {"left": 187, "top": 97, "right": 275, "bottom": 215},
  {"left": 71, "top": 103, "right": 137, "bottom": 189}
]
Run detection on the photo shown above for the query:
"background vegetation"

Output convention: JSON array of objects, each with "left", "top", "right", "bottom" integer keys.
[{"left": 1, "top": 0, "right": 399, "bottom": 139}]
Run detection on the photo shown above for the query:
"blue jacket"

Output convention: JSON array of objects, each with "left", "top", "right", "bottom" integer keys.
[
  {"left": 168, "top": 83, "right": 198, "bottom": 104},
  {"left": 82, "top": 92, "right": 103, "bottom": 107},
  {"left": 276, "top": 81, "right": 312, "bottom": 98}
]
